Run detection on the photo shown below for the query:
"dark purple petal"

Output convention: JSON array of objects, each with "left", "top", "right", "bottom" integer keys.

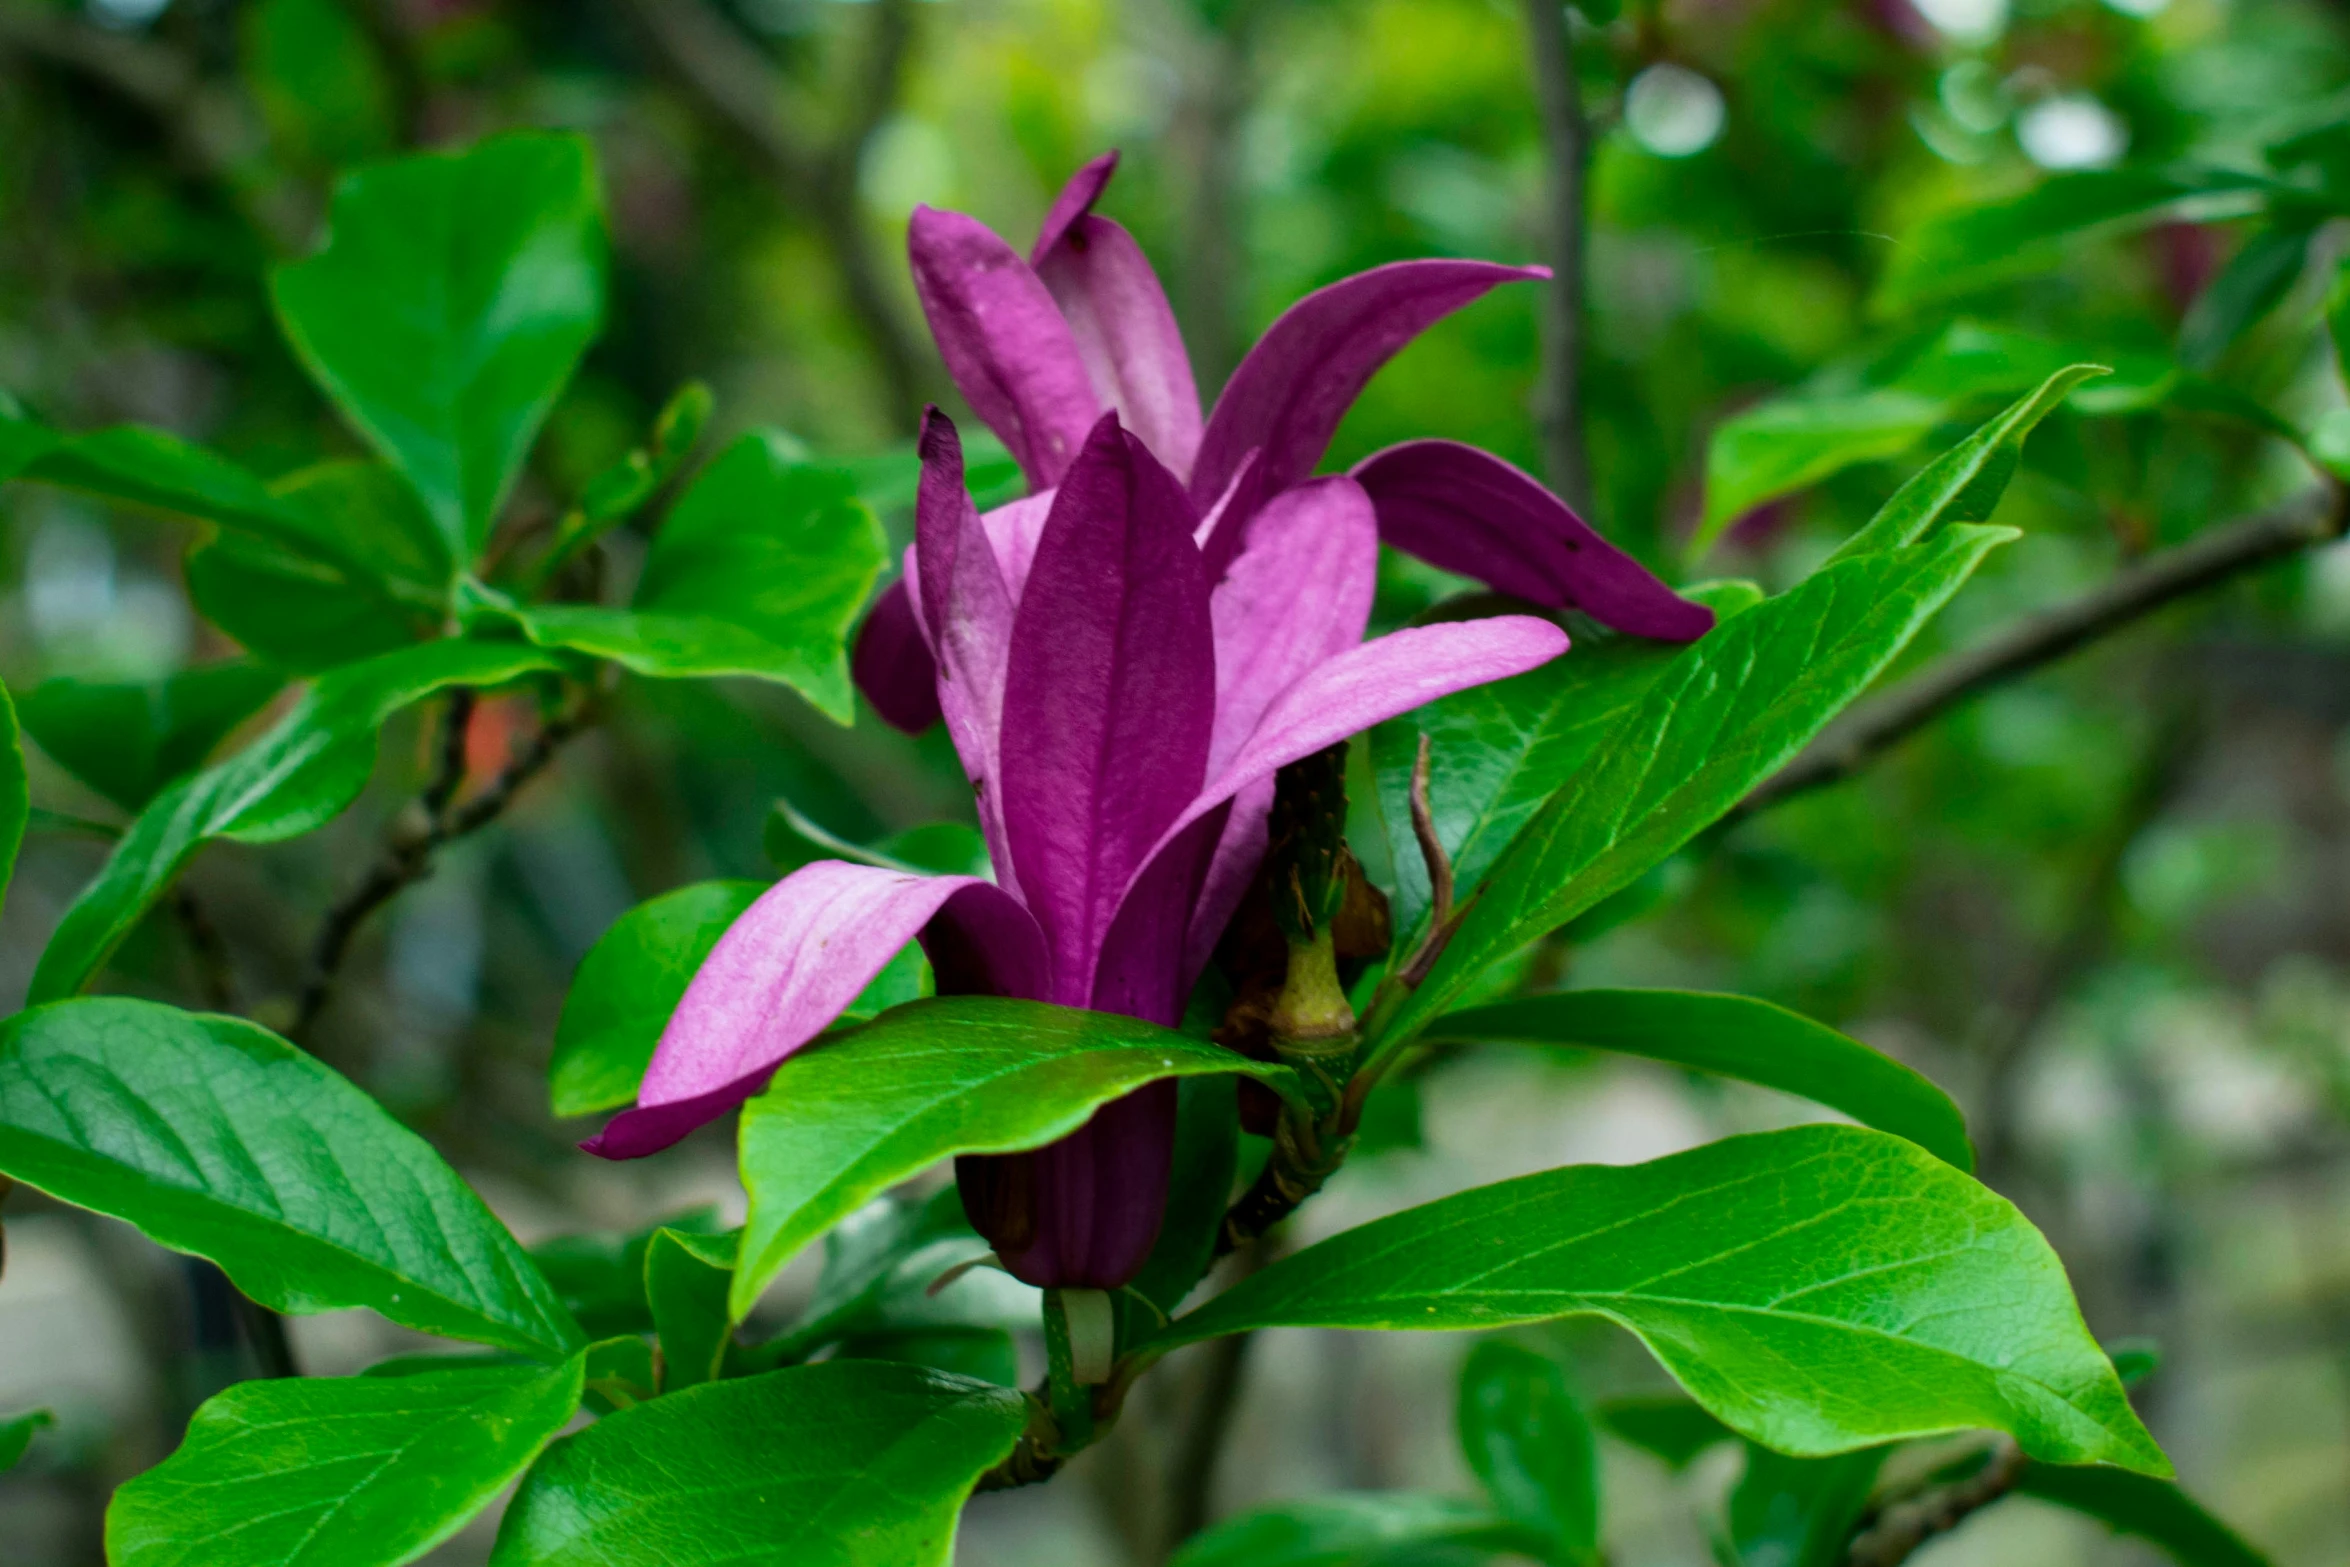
[
  {"left": 956, "top": 1078, "right": 1176, "bottom": 1289},
  {"left": 1353, "top": 440, "right": 1715, "bottom": 641},
  {"left": 1031, "top": 153, "right": 1202, "bottom": 481},
  {"left": 1189, "top": 259, "right": 1549, "bottom": 507},
  {"left": 851, "top": 581, "right": 943, "bottom": 734},
  {"left": 999, "top": 414, "right": 1216, "bottom": 1006},
  {"left": 584, "top": 863, "right": 1048, "bottom": 1160},
  {"left": 909, "top": 205, "right": 1101, "bottom": 490}
]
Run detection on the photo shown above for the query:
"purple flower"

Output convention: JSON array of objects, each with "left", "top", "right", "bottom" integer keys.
[
  {"left": 853, "top": 150, "right": 1714, "bottom": 734},
  {"left": 587, "top": 410, "right": 1570, "bottom": 1288}
]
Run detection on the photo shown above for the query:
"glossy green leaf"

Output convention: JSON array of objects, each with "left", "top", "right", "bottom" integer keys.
[
  {"left": 1429, "top": 990, "right": 1973, "bottom": 1170},
  {"left": 1375, "top": 526, "right": 2014, "bottom": 1054},
  {"left": 0, "top": 1408, "right": 51, "bottom": 1474},
  {"left": 1729, "top": 1444, "right": 1886, "bottom": 1567},
  {"left": 240, "top": 0, "right": 397, "bottom": 170},
  {"left": 2014, "top": 1464, "right": 2274, "bottom": 1567},
  {"left": 756, "top": 1186, "right": 984, "bottom": 1366},
  {"left": 1876, "top": 166, "right": 2271, "bottom": 310},
  {"left": 1369, "top": 583, "right": 1761, "bottom": 942},
  {"left": 0, "top": 679, "right": 25, "bottom": 924},
  {"left": 488, "top": 1361, "right": 1025, "bottom": 1567},
  {"left": 764, "top": 799, "right": 992, "bottom": 879},
  {"left": 187, "top": 461, "right": 456, "bottom": 672},
  {"left": 1825, "top": 366, "right": 2105, "bottom": 566},
  {"left": 107, "top": 1358, "right": 582, "bottom": 1567},
  {"left": 646, "top": 1226, "right": 735, "bottom": 1390},
  {"left": 516, "top": 434, "right": 887, "bottom": 721},
  {"left": 530, "top": 1206, "right": 723, "bottom": 1342},
  {"left": 1696, "top": 388, "right": 1945, "bottom": 554},
  {"left": 548, "top": 879, "right": 928, "bottom": 1119},
  {"left": 30, "top": 639, "right": 556, "bottom": 1003},
  {"left": 833, "top": 1328, "right": 1020, "bottom": 1386},
  {"left": 0, "top": 998, "right": 583, "bottom": 1357},
  {"left": 1151, "top": 1125, "right": 2166, "bottom": 1474},
  {"left": 1457, "top": 1342, "right": 1600, "bottom": 1565},
  {"left": 1596, "top": 1395, "right": 1734, "bottom": 1470},
  {"left": 17, "top": 662, "right": 283, "bottom": 814},
  {"left": 1170, "top": 1494, "right": 1545, "bottom": 1567},
  {"left": 271, "top": 131, "right": 606, "bottom": 557},
  {"left": 733, "top": 996, "right": 1307, "bottom": 1320}
]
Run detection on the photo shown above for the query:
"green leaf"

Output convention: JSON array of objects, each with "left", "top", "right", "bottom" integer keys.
[
  {"left": 1876, "top": 166, "right": 2271, "bottom": 311},
  {"left": 271, "top": 131, "right": 606, "bottom": 558},
  {"left": 0, "top": 679, "right": 25, "bottom": 925},
  {"left": 0, "top": 1408, "right": 52, "bottom": 1474},
  {"left": 833, "top": 1328, "right": 1020, "bottom": 1386},
  {"left": 548, "top": 880, "right": 929, "bottom": 1119},
  {"left": 0, "top": 998, "right": 583, "bottom": 1357},
  {"left": 764, "top": 798, "right": 991, "bottom": 879},
  {"left": 188, "top": 461, "right": 457, "bottom": 673},
  {"left": 756, "top": 1187, "right": 984, "bottom": 1366},
  {"left": 1429, "top": 990, "right": 1973, "bottom": 1170},
  {"left": 578, "top": 380, "right": 714, "bottom": 528},
  {"left": 1121, "top": 1074, "right": 1242, "bottom": 1343},
  {"left": 2014, "top": 1465, "right": 2274, "bottom": 1567},
  {"left": 240, "top": 0, "right": 397, "bottom": 170},
  {"left": 2179, "top": 224, "right": 2314, "bottom": 369},
  {"left": 488, "top": 1361, "right": 1025, "bottom": 1567},
  {"left": 1375, "top": 526, "right": 2015, "bottom": 1055},
  {"left": 530, "top": 1206, "right": 723, "bottom": 1341},
  {"left": 1169, "top": 1494, "right": 1546, "bottom": 1567},
  {"left": 1149, "top": 1124, "right": 2167, "bottom": 1475},
  {"left": 514, "top": 434, "right": 887, "bottom": 722},
  {"left": 30, "top": 638, "right": 557, "bottom": 1003},
  {"left": 107, "top": 1358, "right": 581, "bottom": 1567},
  {"left": 1728, "top": 1443, "right": 1887, "bottom": 1567},
  {"left": 17, "top": 662, "right": 284, "bottom": 814},
  {"left": 646, "top": 1226, "right": 736, "bottom": 1391},
  {"left": 1695, "top": 388, "right": 1945, "bottom": 555},
  {"left": 1825, "top": 366, "right": 2105, "bottom": 566},
  {"left": 733, "top": 996, "right": 1307, "bottom": 1320},
  {"left": 1596, "top": 1395, "right": 1734, "bottom": 1471},
  {"left": 1457, "top": 1342, "right": 1600, "bottom": 1566}
]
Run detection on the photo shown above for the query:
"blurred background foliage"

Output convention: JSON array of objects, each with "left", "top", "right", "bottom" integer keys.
[{"left": 4, "top": 0, "right": 2350, "bottom": 1562}]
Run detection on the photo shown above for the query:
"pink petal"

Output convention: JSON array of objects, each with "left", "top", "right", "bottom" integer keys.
[
  {"left": 1190, "top": 259, "right": 1549, "bottom": 507},
  {"left": 977, "top": 487, "right": 1056, "bottom": 604},
  {"left": 584, "top": 863, "right": 1048, "bottom": 1159},
  {"left": 909, "top": 205, "right": 1101, "bottom": 490},
  {"left": 1031, "top": 154, "right": 1203, "bottom": 481},
  {"left": 999, "top": 415, "right": 1216, "bottom": 1006},
  {"left": 850, "top": 580, "right": 942, "bottom": 734},
  {"left": 1182, "top": 777, "right": 1272, "bottom": 988},
  {"left": 1353, "top": 440, "right": 1714, "bottom": 641}
]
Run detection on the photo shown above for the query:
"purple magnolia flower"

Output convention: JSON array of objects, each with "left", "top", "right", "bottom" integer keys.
[
  {"left": 587, "top": 410, "right": 1569, "bottom": 1288},
  {"left": 853, "top": 150, "right": 1715, "bottom": 735}
]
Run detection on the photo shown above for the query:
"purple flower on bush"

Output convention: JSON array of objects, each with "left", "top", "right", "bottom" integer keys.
[{"left": 586, "top": 155, "right": 1717, "bottom": 1292}]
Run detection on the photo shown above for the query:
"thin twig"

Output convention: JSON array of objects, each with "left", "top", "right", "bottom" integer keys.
[
  {"left": 1407, "top": 733, "right": 1453, "bottom": 935},
  {"left": 1523, "top": 0, "right": 1592, "bottom": 511},
  {"left": 1737, "top": 481, "right": 2349, "bottom": 822},
  {"left": 293, "top": 691, "right": 585, "bottom": 1039},
  {"left": 1846, "top": 1440, "right": 2027, "bottom": 1566}
]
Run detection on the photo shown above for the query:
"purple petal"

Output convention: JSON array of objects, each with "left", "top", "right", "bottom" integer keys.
[
  {"left": 977, "top": 488, "right": 1056, "bottom": 604},
  {"left": 1031, "top": 155, "right": 1203, "bottom": 481},
  {"left": 1354, "top": 440, "right": 1715, "bottom": 641},
  {"left": 956, "top": 1078, "right": 1175, "bottom": 1289},
  {"left": 1208, "top": 476, "right": 1379, "bottom": 778},
  {"left": 1190, "top": 259, "right": 1549, "bottom": 507},
  {"left": 585, "top": 863, "right": 1048, "bottom": 1159},
  {"left": 1193, "top": 448, "right": 1273, "bottom": 582},
  {"left": 1183, "top": 776, "right": 1273, "bottom": 981},
  {"left": 999, "top": 414, "right": 1216, "bottom": 1007},
  {"left": 851, "top": 581, "right": 943, "bottom": 734},
  {"left": 909, "top": 205, "right": 1101, "bottom": 490}
]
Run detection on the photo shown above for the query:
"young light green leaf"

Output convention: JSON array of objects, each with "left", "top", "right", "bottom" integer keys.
[
  {"left": 646, "top": 1227, "right": 735, "bottom": 1391},
  {"left": 0, "top": 679, "right": 25, "bottom": 925},
  {"left": 733, "top": 996, "right": 1307, "bottom": 1321},
  {"left": 548, "top": 880, "right": 929, "bottom": 1119},
  {"left": 1375, "top": 526, "right": 2014, "bottom": 1055},
  {"left": 30, "top": 638, "right": 557, "bottom": 1003},
  {"left": 516, "top": 435, "right": 887, "bottom": 722},
  {"left": 1150, "top": 1125, "right": 2167, "bottom": 1475},
  {"left": 1169, "top": 1494, "right": 1545, "bottom": 1567},
  {"left": 488, "top": 1362, "right": 1025, "bottom": 1567},
  {"left": 1824, "top": 365, "right": 2105, "bottom": 567},
  {"left": 1875, "top": 166, "right": 2271, "bottom": 310},
  {"left": 1457, "top": 1342, "right": 1600, "bottom": 1566},
  {"left": 17, "top": 662, "right": 284, "bottom": 814},
  {"left": 0, "top": 1408, "right": 51, "bottom": 1474},
  {"left": 271, "top": 131, "right": 606, "bottom": 558},
  {"left": 107, "top": 1358, "right": 581, "bottom": 1567},
  {"left": 0, "top": 998, "right": 583, "bottom": 1357},
  {"left": 1695, "top": 388, "right": 1945, "bottom": 556},
  {"left": 1729, "top": 1443, "right": 1887, "bottom": 1567},
  {"left": 1430, "top": 990, "right": 1973, "bottom": 1170},
  {"left": 2015, "top": 1465, "right": 2274, "bottom": 1567}
]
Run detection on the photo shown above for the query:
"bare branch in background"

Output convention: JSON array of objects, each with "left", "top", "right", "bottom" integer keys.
[
  {"left": 1846, "top": 1440, "right": 2028, "bottom": 1566},
  {"left": 1736, "top": 479, "right": 2350, "bottom": 821},
  {"left": 622, "top": 0, "right": 931, "bottom": 426},
  {"left": 1523, "top": 0, "right": 1593, "bottom": 512}
]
